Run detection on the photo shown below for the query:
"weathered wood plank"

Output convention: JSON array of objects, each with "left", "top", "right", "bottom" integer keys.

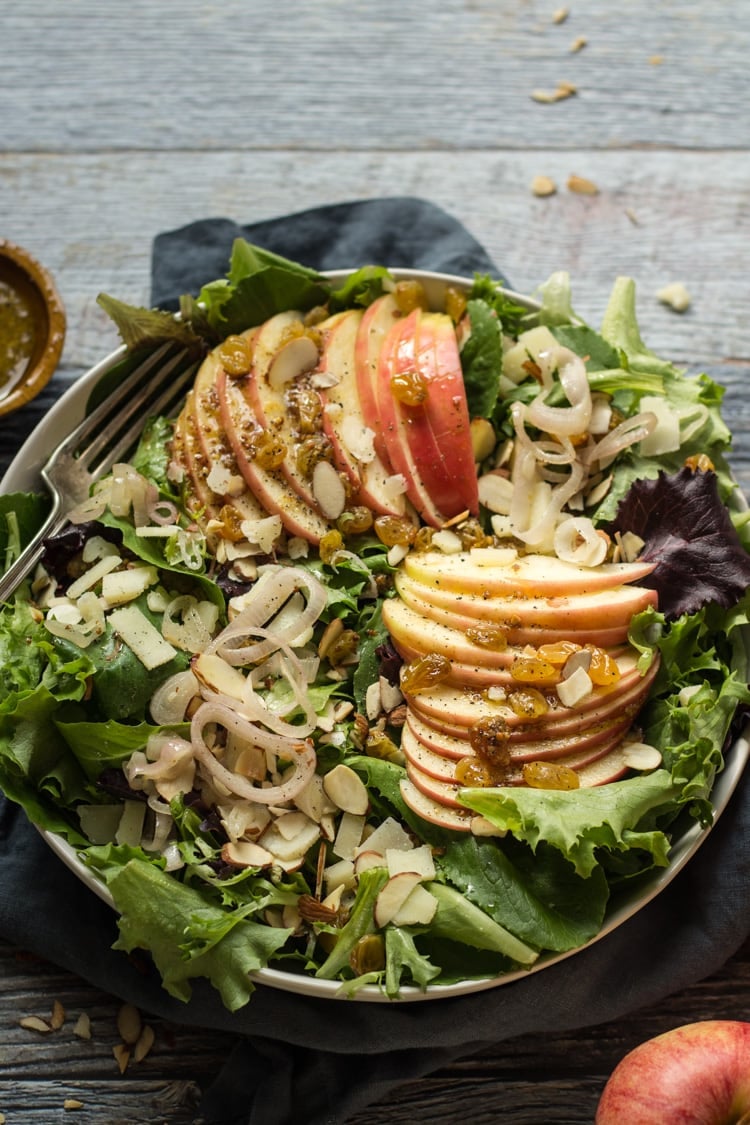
[{"left": 3, "top": 0, "right": 749, "bottom": 152}]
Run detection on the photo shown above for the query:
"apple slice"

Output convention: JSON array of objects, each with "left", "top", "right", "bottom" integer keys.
[
  {"left": 354, "top": 291, "right": 403, "bottom": 467},
  {"left": 242, "top": 310, "right": 324, "bottom": 512},
  {"left": 406, "top": 707, "right": 634, "bottom": 764},
  {"left": 375, "top": 310, "right": 448, "bottom": 526},
  {"left": 403, "top": 548, "right": 657, "bottom": 599},
  {"left": 383, "top": 597, "right": 515, "bottom": 669},
  {"left": 399, "top": 777, "right": 473, "bottom": 832},
  {"left": 172, "top": 395, "right": 222, "bottom": 524},
  {"left": 216, "top": 363, "right": 330, "bottom": 543},
  {"left": 392, "top": 579, "right": 631, "bottom": 649},
  {"left": 395, "top": 571, "right": 657, "bottom": 640},
  {"left": 317, "top": 308, "right": 406, "bottom": 515},
  {"left": 416, "top": 312, "right": 479, "bottom": 516}
]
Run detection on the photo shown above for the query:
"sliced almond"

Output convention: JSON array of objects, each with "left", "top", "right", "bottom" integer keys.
[
  {"left": 312, "top": 459, "right": 347, "bottom": 520},
  {"left": 19, "top": 1015, "right": 52, "bottom": 1034},
  {"left": 50, "top": 999, "right": 66, "bottom": 1030},
  {"left": 222, "top": 840, "right": 274, "bottom": 869},
  {"left": 567, "top": 173, "right": 599, "bottom": 195},
  {"left": 531, "top": 174, "right": 557, "bottom": 198},
  {"left": 117, "top": 1003, "right": 142, "bottom": 1047},
  {"left": 323, "top": 763, "right": 369, "bottom": 815},
  {"left": 72, "top": 1012, "right": 92, "bottom": 1040},
  {"left": 112, "top": 1043, "right": 131, "bottom": 1074},
  {"left": 133, "top": 1024, "right": 156, "bottom": 1063},
  {"left": 63, "top": 1100, "right": 85, "bottom": 1111},
  {"left": 192, "top": 652, "right": 246, "bottom": 700},
  {"left": 267, "top": 334, "right": 319, "bottom": 389},
  {"left": 274, "top": 810, "right": 315, "bottom": 842},
  {"left": 622, "top": 742, "right": 663, "bottom": 771}
]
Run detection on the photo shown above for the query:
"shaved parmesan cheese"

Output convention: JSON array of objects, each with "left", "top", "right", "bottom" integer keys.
[
  {"left": 206, "top": 464, "right": 246, "bottom": 496},
  {"left": 102, "top": 566, "right": 159, "bottom": 607},
  {"left": 108, "top": 604, "right": 178, "bottom": 669},
  {"left": 341, "top": 417, "right": 376, "bottom": 464},
  {"left": 66, "top": 554, "right": 121, "bottom": 599},
  {"left": 240, "top": 515, "right": 283, "bottom": 554}
]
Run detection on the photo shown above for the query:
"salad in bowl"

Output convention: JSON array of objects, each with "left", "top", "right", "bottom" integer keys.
[{"left": 1, "top": 243, "right": 749, "bottom": 1009}]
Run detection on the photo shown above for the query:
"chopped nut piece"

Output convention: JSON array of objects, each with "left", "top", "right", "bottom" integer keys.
[
  {"left": 133, "top": 1024, "right": 156, "bottom": 1063},
  {"left": 19, "top": 1015, "right": 52, "bottom": 1033},
  {"left": 50, "top": 999, "right": 66, "bottom": 1030},
  {"left": 113, "top": 1043, "right": 131, "bottom": 1074},
  {"left": 552, "top": 6, "right": 569, "bottom": 22},
  {"left": 72, "top": 1012, "right": 92, "bottom": 1040},
  {"left": 64, "top": 1100, "right": 84, "bottom": 1111},
  {"left": 570, "top": 35, "right": 587, "bottom": 51},
  {"left": 567, "top": 173, "right": 599, "bottom": 195},
  {"left": 657, "top": 281, "right": 691, "bottom": 312},
  {"left": 116, "top": 1002, "right": 142, "bottom": 1046},
  {"left": 531, "top": 174, "right": 557, "bottom": 198},
  {"left": 298, "top": 893, "right": 340, "bottom": 924}
]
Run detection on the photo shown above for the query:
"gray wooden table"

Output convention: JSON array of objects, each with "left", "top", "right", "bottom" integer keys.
[{"left": 2, "top": 2, "right": 750, "bottom": 1121}]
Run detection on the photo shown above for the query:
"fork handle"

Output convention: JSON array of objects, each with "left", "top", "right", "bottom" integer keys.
[{"left": 0, "top": 502, "right": 64, "bottom": 605}]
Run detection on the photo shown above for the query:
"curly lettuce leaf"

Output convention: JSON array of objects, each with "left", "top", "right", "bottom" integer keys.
[
  {"left": 0, "top": 493, "right": 50, "bottom": 574},
  {"left": 458, "top": 771, "right": 680, "bottom": 878},
  {"left": 100, "top": 856, "right": 292, "bottom": 1010}
]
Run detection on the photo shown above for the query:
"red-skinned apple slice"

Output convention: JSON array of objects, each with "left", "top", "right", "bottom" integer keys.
[
  {"left": 399, "top": 777, "right": 474, "bottom": 832},
  {"left": 375, "top": 309, "right": 448, "bottom": 526},
  {"left": 406, "top": 707, "right": 634, "bottom": 764},
  {"left": 354, "top": 292, "right": 403, "bottom": 468},
  {"left": 173, "top": 395, "right": 222, "bottom": 524},
  {"left": 242, "top": 310, "right": 323, "bottom": 511},
  {"left": 316, "top": 308, "right": 406, "bottom": 515},
  {"left": 391, "top": 581, "right": 630, "bottom": 648},
  {"left": 395, "top": 571, "right": 657, "bottom": 639},
  {"left": 416, "top": 312, "right": 479, "bottom": 516},
  {"left": 215, "top": 361, "right": 330, "bottom": 543},
  {"left": 403, "top": 548, "right": 657, "bottom": 598},
  {"left": 407, "top": 657, "right": 659, "bottom": 740}
]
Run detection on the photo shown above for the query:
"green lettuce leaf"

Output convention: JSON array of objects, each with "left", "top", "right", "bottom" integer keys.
[
  {"left": 384, "top": 927, "right": 441, "bottom": 996},
  {"left": 460, "top": 298, "right": 503, "bottom": 418},
  {"left": 458, "top": 771, "right": 680, "bottom": 878}
]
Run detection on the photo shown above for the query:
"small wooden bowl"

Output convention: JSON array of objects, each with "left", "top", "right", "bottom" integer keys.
[{"left": 0, "top": 240, "right": 66, "bottom": 416}]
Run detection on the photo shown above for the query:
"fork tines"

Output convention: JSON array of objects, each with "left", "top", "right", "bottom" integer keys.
[{"left": 67, "top": 342, "right": 199, "bottom": 479}]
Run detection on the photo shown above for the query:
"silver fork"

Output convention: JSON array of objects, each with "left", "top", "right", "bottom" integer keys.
[{"left": 0, "top": 341, "right": 200, "bottom": 603}]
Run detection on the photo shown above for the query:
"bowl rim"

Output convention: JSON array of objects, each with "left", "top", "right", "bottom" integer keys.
[{"left": 0, "top": 239, "right": 66, "bottom": 417}]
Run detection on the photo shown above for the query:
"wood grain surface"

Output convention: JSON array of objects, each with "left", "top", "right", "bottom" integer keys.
[{"left": 2, "top": 0, "right": 750, "bottom": 1121}]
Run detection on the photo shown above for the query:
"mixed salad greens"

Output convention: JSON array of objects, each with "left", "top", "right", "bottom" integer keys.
[{"left": 1, "top": 242, "right": 750, "bottom": 1010}]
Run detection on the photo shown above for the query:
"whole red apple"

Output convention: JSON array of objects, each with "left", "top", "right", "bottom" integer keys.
[{"left": 595, "top": 1020, "right": 750, "bottom": 1124}]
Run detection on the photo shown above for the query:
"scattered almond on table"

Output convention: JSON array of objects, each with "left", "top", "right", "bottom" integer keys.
[
  {"left": 552, "top": 6, "right": 569, "bottom": 23},
  {"left": 570, "top": 35, "right": 587, "bottom": 52},
  {"left": 531, "top": 80, "right": 577, "bottom": 103},
  {"left": 63, "top": 1100, "right": 84, "bottom": 1111},
  {"left": 531, "top": 175, "right": 557, "bottom": 197},
  {"left": 657, "top": 282, "right": 691, "bottom": 312},
  {"left": 567, "top": 173, "right": 599, "bottom": 194},
  {"left": 18, "top": 1015, "right": 52, "bottom": 1033},
  {"left": 72, "top": 1012, "right": 92, "bottom": 1040}
]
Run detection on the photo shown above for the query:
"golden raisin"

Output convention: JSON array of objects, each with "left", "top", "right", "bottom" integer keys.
[
  {"left": 350, "top": 933, "right": 386, "bottom": 975},
  {"left": 454, "top": 756, "right": 495, "bottom": 788},
  {"left": 444, "top": 286, "right": 468, "bottom": 324},
  {"left": 296, "top": 433, "right": 334, "bottom": 478},
  {"left": 394, "top": 279, "right": 428, "bottom": 314},
  {"left": 287, "top": 386, "right": 323, "bottom": 434},
  {"left": 337, "top": 506, "right": 374, "bottom": 536},
  {"left": 400, "top": 652, "right": 451, "bottom": 694},
  {"left": 458, "top": 518, "right": 493, "bottom": 550},
  {"left": 304, "top": 305, "right": 330, "bottom": 327},
  {"left": 583, "top": 645, "right": 620, "bottom": 686},
  {"left": 326, "top": 629, "right": 359, "bottom": 666},
  {"left": 469, "top": 716, "right": 512, "bottom": 767},
  {"left": 365, "top": 729, "right": 402, "bottom": 763},
  {"left": 218, "top": 505, "right": 245, "bottom": 542},
  {"left": 319, "top": 530, "right": 344, "bottom": 563},
  {"left": 685, "top": 453, "right": 715, "bottom": 473},
  {"left": 510, "top": 654, "right": 559, "bottom": 685},
  {"left": 412, "top": 527, "right": 435, "bottom": 552},
  {"left": 537, "top": 640, "right": 582, "bottom": 665},
  {"left": 522, "top": 761, "right": 580, "bottom": 790},
  {"left": 217, "top": 334, "right": 253, "bottom": 377},
  {"left": 374, "top": 515, "right": 417, "bottom": 548},
  {"left": 466, "top": 624, "right": 508, "bottom": 651},
  {"left": 507, "top": 688, "right": 549, "bottom": 720},
  {"left": 252, "top": 431, "right": 287, "bottom": 470},
  {"left": 391, "top": 368, "right": 428, "bottom": 406}
]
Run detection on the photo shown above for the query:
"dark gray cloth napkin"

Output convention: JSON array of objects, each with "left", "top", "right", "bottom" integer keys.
[{"left": 2, "top": 198, "right": 750, "bottom": 1125}]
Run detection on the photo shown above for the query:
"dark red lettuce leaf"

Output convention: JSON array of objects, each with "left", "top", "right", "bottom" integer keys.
[{"left": 609, "top": 467, "right": 750, "bottom": 619}]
